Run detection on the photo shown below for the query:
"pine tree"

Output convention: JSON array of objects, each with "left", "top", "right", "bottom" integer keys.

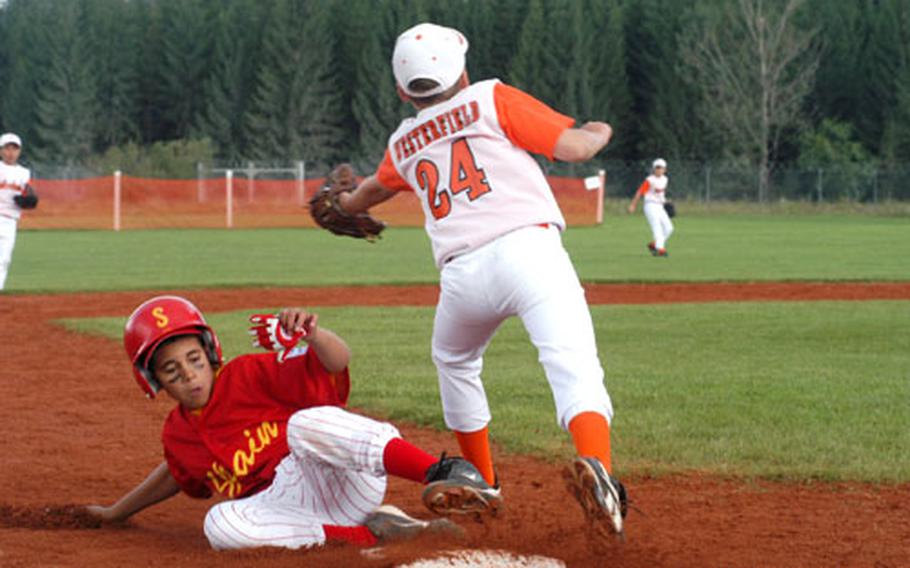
[
  {"left": 509, "top": 0, "right": 562, "bottom": 107},
  {"left": 244, "top": 0, "right": 346, "bottom": 167},
  {"left": 334, "top": 0, "right": 373, "bottom": 161},
  {"left": 85, "top": 0, "right": 142, "bottom": 149},
  {"left": 349, "top": 0, "right": 411, "bottom": 163},
  {"left": 574, "top": 0, "right": 633, "bottom": 157},
  {"left": 0, "top": 0, "right": 52, "bottom": 146},
  {"left": 152, "top": 0, "right": 215, "bottom": 140},
  {"left": 136, "top": 0, "right": 164, "bottom": 143},
  {"left": 440, "top": 0, "right": 528, "bottom": 82},
  {"left": 807, "top": 0, "right": 865, "bottom": 126},
  {"left": 625, "top": 0, "right": 711, "bottom": 159},
  {"left": 244, "top": 0, "right": 297, "bottom": 161},
  {"left": 32, "top": 0, "right": 98, "bottom": 164},
  {"left": 194, "top": 0, "right": 263, "bottom": 161},
  {"left": 883, "top": 69, "right": 910, "bottom": 160},
  {"left": 856, "top": 0, "right": 910, "bottom": 154},
  {"left": 296, "top": 1, "right": 347, "bottom": 166}
]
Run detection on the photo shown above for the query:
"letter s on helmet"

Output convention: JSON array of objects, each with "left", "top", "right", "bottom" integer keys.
[{"left": 123, "top": 295, "right": 223, "bottom": 398}]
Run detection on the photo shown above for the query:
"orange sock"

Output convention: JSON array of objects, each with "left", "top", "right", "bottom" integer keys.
[
  {"left": 454, "top": 427, "right": 496, "bottom": 485},
  {"left": 568, "top": 411, "right": 612, "bottom": 473}
]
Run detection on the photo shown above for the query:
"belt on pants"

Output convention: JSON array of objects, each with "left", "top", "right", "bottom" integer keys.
[{"left": 443, "top": 223, "right": 554, "bottom": 265}]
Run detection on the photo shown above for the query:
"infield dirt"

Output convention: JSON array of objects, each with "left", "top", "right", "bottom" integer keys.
[{"left": 1, "top": 282, "right": 908, "bottom": 567}]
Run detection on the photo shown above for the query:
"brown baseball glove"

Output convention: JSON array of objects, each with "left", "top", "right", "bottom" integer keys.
[
  {"left": 14, "top": 184, "right": 38, "bottom": 209},
  {"left": 309, "top": 164, "right": 385, "bottom": 241}
]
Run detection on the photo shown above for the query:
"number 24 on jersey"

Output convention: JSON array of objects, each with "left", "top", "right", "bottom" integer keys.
[{"left": 415, "top": 138, "right": 492, "bottom": 220}]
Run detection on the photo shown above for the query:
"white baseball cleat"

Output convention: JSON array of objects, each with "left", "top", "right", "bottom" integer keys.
[
  {"left": 422, "top": 454, "right": 503, "bottom": 517},
  {"left": 364, "top": 504, "right": 463, "bottom": 542},
  {"left": 564, "top": 457, "right": 628, "bottom": 542}
]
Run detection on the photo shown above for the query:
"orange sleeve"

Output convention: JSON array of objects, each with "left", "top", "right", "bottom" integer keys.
[
  {"left": 493, "top": 82, "right": 575, "bottom": 161},
  {"left": 636, "top": 180, "right": 650, "bottom": 196},
  {"left": 375, "top": 149, "right": 413, "bottom": 192}
]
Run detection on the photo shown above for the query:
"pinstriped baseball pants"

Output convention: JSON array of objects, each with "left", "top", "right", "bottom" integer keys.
[{"left": 203, "top": 406, "right": 398, "bottom": 550}]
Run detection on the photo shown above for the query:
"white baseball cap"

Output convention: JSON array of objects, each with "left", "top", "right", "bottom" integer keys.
[
  {"left": 392, "top": 23, "right": 469, "bottom": 97},
  {"left": 653, "top": 158, "right": 667, "bottom": 169},
  {"left": 0, "top": 133, "right": 22, "bottom": 148}
]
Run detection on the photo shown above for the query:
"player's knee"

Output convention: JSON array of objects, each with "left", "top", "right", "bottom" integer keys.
[
  {"left": 288, "top": 406, "right": 401, "bottom": 448},
  {"left": 288, "top": 406, "right": 329, "bottom": 428},
  {"left": 287, "top": 405, "right": 356, "bottom": 436},
  {"left": 431, "top": 346, "right": 480, "bottom": 376}
]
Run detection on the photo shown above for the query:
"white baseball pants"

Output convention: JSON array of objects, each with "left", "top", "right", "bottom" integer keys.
[
  {"left": 643, "top": 201, "right": 674, "bottom": 250},
  {"left": 0, "top": 216, "right": 17, "bottom": 290},
  {"left": 432, "top": 225, "right": 614, "bottom": 433},
  {"left": 203, "top": 406, "right": 398, "bottom": 550}
]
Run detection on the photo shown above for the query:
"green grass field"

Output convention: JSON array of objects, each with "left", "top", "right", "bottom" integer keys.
[
  {"left": 24, "top": 212, "right": 910, "bottom": 483},
  {"left": 63, "top": 299, "right": 910, "bottom": 483},
  {"left": 7, "top": 213, "right": 909, "bottom": 292}
]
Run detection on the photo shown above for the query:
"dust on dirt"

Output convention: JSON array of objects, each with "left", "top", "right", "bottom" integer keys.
[{"left": 0, "top": 282, "right": 907, "bottom": 567}]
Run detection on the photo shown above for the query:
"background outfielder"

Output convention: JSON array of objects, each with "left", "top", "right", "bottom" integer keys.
[
  {"left": 628, "top": 158, "right": 674, "bottom": 257},
  {"left": 0, "top": 132, "right": 38, "bottom": 290},
  {"left": 334, "top": 23, "right": 627, "bottom": 540},
  {"left": 85, "top": 296, "right": 496, "bottom": 550}
]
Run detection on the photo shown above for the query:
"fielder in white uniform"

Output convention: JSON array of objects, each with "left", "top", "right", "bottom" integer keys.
[
  {"left": 85, "top": 296, "right": 496, "bottom": 550},
  {"left": 0, "top": 133, "right": 33, "bottom": 290},
  {"left": 338, "top": 23, "right": 627, "bottom": 540},
  {"left": 628, "top": 158, "right": 674, "bottom": 257}
]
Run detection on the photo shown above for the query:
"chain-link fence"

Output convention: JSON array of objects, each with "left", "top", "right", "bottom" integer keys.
[
  {"left": 24, "top": 159, "right": 910, "bottom": 204},
  {"left": 544, "top": 160, "right": 910, "bottom": 203}
]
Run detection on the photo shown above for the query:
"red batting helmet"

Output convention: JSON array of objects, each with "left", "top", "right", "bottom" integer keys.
[{"left": 123, "top": 295, "right": 223, "bottom": 398}]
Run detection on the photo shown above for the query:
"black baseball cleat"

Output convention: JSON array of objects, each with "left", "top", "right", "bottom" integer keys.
[
  {"left": 365, "top": 505, "right": 463, "bottom": 542},
  {"left": 422, "top": 454, "right": 502, "bottom": 516},
  {"left": 564, "top": 457, "right": 628, "bottom": 542}
]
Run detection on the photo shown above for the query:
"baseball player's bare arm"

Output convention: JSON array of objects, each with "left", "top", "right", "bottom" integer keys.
[
  {"left": 337, "top": 175, "right": 397, "bottom": 215},
  {"left": 85, "top": 461, "right": 180, "bottom": 523},
  {"left": 553, "top": 122, "right": 613, "bottom": 162},
  {"left": 628, "top": 180, "right": 649, "bottom": 213},
  {"left": 277, "top": 308, "right": 351, "bottom": 373}
]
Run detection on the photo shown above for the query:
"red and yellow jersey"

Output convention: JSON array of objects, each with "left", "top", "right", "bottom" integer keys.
[
  {"left": 636, "top": 174, "right": 669, "bottom": 205},
  {"left": 162, "top": 348, "right": 350, "bottom": 500},
  {"left": 0, "top": 162, "right": 31, "bottom": 220},
  {"left": 376, "top": 79, "right": 574, "bottom": 267}
]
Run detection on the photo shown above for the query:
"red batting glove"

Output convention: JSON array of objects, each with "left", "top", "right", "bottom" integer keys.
[{"left": 248, "top": 314, "right": 305, "bottom": 363}]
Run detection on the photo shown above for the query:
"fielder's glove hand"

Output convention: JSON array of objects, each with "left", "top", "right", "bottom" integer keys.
[
  {"left": 14, "top": 184, "right": 38, "bottom": 209},
  {"left": 309, "top": 163, "right": 385, "bottom": 241},
  {"left": 663, "top": 202, "right": 676, "bottom": 218},
  {"left": 248, "top": 313, "right": 306, "bottom": 363}
]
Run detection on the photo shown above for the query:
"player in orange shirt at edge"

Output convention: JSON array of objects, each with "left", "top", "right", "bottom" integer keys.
[{"left": 336, "top": 23, "right": 628, "bottom": 539}]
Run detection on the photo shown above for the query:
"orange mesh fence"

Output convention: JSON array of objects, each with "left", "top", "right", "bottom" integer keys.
[{"left": 19, "top": 175, "right": 602, "bottom": 230}]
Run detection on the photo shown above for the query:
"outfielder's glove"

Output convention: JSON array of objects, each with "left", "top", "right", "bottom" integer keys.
[
  {"left": 248, "top": 313, "right": 306, "bottom": 364},
  {"left": 14, "top": 184, "right": 38, "bottom": 209},
  {"left": 308, "top": 163, "right": 385, "bottom": 241},
  {"left": 663, "top": 202, "right": 676, "bottom": 218}
]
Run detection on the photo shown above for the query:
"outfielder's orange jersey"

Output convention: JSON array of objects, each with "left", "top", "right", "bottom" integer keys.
[
  {"left": 376, "top": 79, "right": 574, "bottom": 267},
  {"left": 0, "top": 162, "right": 31, "bottom": 220},
  {"left": 162, "top": 348, "right": 350, "bottom": 499},
  {"left": 636, "top": 174, "right": 669, "bottom": 204}
]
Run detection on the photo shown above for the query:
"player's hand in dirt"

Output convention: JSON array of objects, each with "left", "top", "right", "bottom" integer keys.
[{"left": 84, "top": 504, "right": 124, "bottom": 524}]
